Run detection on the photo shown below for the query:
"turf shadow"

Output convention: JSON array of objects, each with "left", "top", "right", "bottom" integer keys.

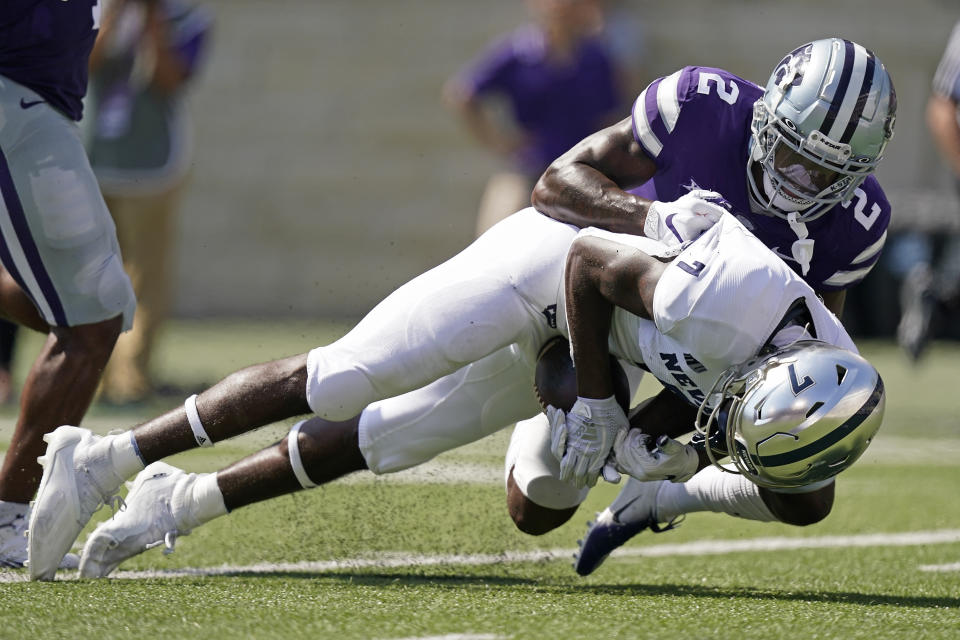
[
  {"left": 150, "top": 569, "right": 541, "bottom": 587},
  {"left": 567, "top": 582, "right": 960, "bottom": 609}
]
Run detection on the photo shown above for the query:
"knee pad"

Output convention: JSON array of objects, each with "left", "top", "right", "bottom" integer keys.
[
  {"left": 94, "top": 253, "right": 136, "bottom": 331},
  {"left": 53, "top": 239, "right": 135, "bottom": 331},
  {"left": 305, "top": 346, "right": 376, "bottom": 421},
  {"left": 505, "top": 414, "right": 589, "bottom": 510}
]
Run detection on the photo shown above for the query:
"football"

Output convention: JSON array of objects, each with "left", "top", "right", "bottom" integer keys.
[{"left": 533, "top": 336, "right": 631, "bottom": 412}]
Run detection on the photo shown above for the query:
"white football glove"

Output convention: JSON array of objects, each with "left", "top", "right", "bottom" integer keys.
[
  {"left": 547, "top": 396, "right": 628, "bottom": 489},
  {"left": 605, "top": 430, "right": 699, "bottom": 483},
  {"left": 644, "top": 189, "right": 731, "bottom": 248}
]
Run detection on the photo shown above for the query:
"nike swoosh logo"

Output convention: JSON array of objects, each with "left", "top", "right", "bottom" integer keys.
[
  {"left": 664, "top": 214, "right": 683, "bottom": 243},
  {"left": 19, "top": 98, "right": 45, "bottom": 109}
]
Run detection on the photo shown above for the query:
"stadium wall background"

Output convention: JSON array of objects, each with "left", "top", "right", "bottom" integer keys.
[{"left": 172, "top": 0, "right": 958, "bottom": 337}]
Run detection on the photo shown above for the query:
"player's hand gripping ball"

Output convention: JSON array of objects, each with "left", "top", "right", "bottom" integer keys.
[
  {"left": 534, "top": 337, "right": 631, "bottom": 413},
  {"left": 536, "top": 337, "right": 632, "bottom": 487}
]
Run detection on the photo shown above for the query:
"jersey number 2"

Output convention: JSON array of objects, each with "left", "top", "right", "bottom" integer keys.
[
  {"left": 697, "top": 73, "right": 739, "bottom": 105},
  {"left": 841, "top": 187, "right": 882, "bottom": 231}
]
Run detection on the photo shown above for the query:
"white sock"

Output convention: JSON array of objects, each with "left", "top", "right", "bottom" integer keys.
[
  {"left": 657, "top": 465, "right": 777, "bottom": 523},
  {"left": 109, "top": 432, "right": 147, "bottom": 479},
  {"left": 85, "top": 431, "right": 145, "bottom": 485},
  {"left": 171, "top": 472, "right": 227, "bottom": 531}
]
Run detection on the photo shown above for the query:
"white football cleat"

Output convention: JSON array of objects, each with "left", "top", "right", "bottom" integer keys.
[
  {"left": 27, "top": 426, "right": 127, "bottom": 581},
  {"left": 80, "top": 462, "right": 192, "bottom": 579},
  {"left": 573, "top": 477, "right": 680, "bottom": 576}
]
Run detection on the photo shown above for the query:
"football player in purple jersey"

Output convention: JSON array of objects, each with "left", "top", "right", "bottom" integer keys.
[
  {"left": 530, "top": 38, "right": 898, "bottom": 575},
  {"left": 0, "top": 1, "right": 136, "bottom": 569},
  {"left": 535, "top": 38, "right": 896, "bottom": 316}
]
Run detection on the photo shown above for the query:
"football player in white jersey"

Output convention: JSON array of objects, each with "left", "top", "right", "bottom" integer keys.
[
  {"left": 26, "top": 196, "right": 882, "bottom": 580},
  {"left": 530, "top": 37, "right": 897, "bottom": 575},
  {"left": 507, "top": 217, "right": 883, "bottom": 577}
]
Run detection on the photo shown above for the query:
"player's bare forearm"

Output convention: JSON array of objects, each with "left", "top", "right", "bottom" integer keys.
[
  {"left": 564, "top": 235, "right": 664, "bottom": 398},
  {"left": 565, "top": 243, "right": 617, "bottom": 399},
  {"left": 536, "top": 164, "right": 650, "bottom": 234},
  {"left": 532, "top": 117, "right": 657, "bottom": 234}
]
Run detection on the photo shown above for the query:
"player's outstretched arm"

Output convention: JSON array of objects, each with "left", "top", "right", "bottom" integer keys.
[
  {"left": 532, "top": 117, "right": 658, "bottom": 235},
  {"left": 549, "top": 235, "right": 665, "bottom": 487},
  {"left": 564, "top": 235, "right": 663, "bottom": 388}
]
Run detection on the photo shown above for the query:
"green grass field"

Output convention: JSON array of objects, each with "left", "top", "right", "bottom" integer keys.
[{"left": 1, "top": 321, "right": 959, "bottom": 640}]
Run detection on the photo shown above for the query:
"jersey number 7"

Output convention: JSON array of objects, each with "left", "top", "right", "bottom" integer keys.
[{"left": 677, "top": 260, "right": 706, "bottom": 277}]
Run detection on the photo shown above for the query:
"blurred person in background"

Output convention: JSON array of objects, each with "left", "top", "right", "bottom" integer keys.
[
  {"left": 443, "top": 0, "right": 626, "bottom": 236},
  {"left": 85, "top": 0, "right": 212, "bottom": 405},
  {"left": 0, "top": 0, "right": 137, "bottom": 569},
  {"left": 896, "top": 20, "right": 960, "bottom": 361}
]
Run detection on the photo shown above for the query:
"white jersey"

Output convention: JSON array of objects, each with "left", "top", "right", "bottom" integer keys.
[
  {"left": 309, "top": 207, "right": 851, "bottom": 482},
  {"left": 567, "top": 215, "right": 855, "bottom": 408}
]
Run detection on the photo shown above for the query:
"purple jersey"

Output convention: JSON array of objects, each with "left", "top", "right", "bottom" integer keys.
[
  {"left": 630, "top": 66, "right": 890, "bottom": 292},
  {"left": 457, "top": 25, "right": 621, "bottom": 176},
  {"left": 0, "top": 0, "right": 100, "bottom": 121}
]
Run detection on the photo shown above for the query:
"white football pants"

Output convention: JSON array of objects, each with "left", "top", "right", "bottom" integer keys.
[{"left": 305, "top": 208, "right": 577, "bottom": 473}]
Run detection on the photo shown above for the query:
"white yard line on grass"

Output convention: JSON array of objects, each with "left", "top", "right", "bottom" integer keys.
[
  {"left": 918, "top": 562, "right": 960, "bottom": 572},
  {"left": 2, "top": 529, "right": 958, "bottom": 582},
  {"left": 388, "top": 636, "right": 504, "bottom": 640}
]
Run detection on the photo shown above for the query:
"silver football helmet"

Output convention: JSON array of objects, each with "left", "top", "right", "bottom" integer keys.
[
  {"left": 747, "top": 38, "right": 897, "bottom": 222},
  {"left": 695, "top": 340, "right": 885, "bottom": 488}
]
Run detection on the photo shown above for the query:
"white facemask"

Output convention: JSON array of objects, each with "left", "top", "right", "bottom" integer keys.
[{"left": 762, "top": 171, "right": 812, "bottom": 213}]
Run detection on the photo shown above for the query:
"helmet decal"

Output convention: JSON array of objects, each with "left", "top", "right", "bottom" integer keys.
[
  {"left": 786, "top": 362, "right": 815, "bottom": 395},
  {"left": 773, "top": 44, "right": 812, "bottom": 89},
  {"left": 755, "top": 376, "right": 884, "bottom": 469}
]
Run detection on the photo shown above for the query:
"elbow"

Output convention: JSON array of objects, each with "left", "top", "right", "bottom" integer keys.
[
  {"left": 531, "top": 164, "right": 565, "bottom": 216},
  {"left": 530, "top": 172, "right": 550, "bottom": 212},
  {"left": 566, "top": 235, "right": 589, "bottom": 266}
]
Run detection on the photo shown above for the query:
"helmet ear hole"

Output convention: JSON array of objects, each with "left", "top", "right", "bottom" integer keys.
[
  {"left": 755, "top": 395, "right": 769, "bottom": 419},
  {"left": 805, "top": 401, "right": 824, "bottom": 418},
  {"left": 836, "top": 364, "right": 847, "bottom": 384}
]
